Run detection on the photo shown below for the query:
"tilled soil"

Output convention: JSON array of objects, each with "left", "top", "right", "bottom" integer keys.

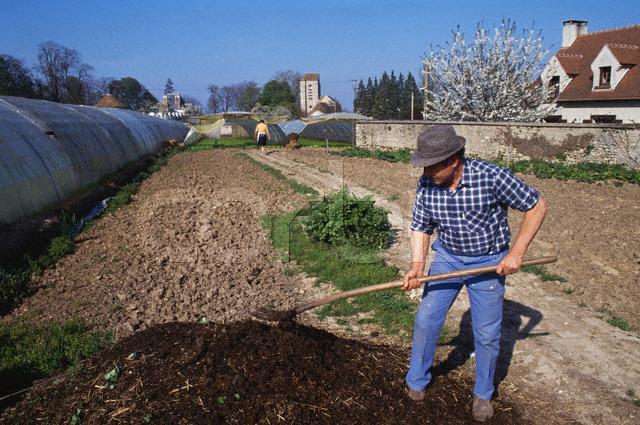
[
  {"left": 278, "top": 149, "right": 640, "bottom": 330},
  {"left": 1, "top": 321, "right": 529, "bottom": 425},
  {"left": 252, "top": 149, "right": 640, "bottom": 424},
  {"left": 5, "top": 150, "right": 309, "bottom": 337},
  {"left": 4, "top": 147, "right": 635, "bottom": 423}
]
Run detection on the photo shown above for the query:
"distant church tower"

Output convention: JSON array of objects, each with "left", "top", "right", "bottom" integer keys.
[{"left": 299, "top": 73, "right": 320, "bottom": 116}]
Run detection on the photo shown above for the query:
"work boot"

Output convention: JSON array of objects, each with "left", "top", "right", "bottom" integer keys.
[
  {"left": 472, "top": 396, "right": 494, "bottom": 422},
  {"left": 406, "top": 387, "right": 425, "bottom": 401}
]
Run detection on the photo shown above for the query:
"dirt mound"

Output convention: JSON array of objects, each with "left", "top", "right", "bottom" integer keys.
[{"left": 1, "top": 321, "right": 528, "bottom": 424}]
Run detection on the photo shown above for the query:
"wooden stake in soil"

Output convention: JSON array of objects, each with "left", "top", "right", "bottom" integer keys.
[{"left": 252, "top": 256, "right": 557, "bottom": 322}]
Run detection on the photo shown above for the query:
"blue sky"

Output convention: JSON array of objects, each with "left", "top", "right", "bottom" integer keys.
[{"left": 1, "top": 0, "right": 639, "bottom": 110}]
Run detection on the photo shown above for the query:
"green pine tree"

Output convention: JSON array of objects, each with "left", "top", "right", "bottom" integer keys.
[
  {"left": 389, "top": 71, "right": 400, "bottom": 119},
  {"left": 406, "top": 72, "right": 422, "bottom": 120},
  {"left": 398, "top": 72, "right": 411, "bottom": 119},
  {"left": 374, "top": 72, "right": 392, "bottom": 119},
  {"left": 354, "top": 79, "right": 366, "bottom": 113},
  {"left": 364, "top": 77, "right": 375, "bottom": 117}
]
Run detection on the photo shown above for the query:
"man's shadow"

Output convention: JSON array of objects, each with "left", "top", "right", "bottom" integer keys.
[{"left": 431, "top": 299, "right": 547, "bottom": 391}]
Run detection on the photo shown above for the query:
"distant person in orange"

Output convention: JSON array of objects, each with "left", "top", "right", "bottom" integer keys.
[{"left": 254, "top": 120, "right": 270, "bottom": 154}]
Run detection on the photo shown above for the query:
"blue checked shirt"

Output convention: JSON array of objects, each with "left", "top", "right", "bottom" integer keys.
[{"left": 410, "top": 158, "right": 540, "bottom": 256}]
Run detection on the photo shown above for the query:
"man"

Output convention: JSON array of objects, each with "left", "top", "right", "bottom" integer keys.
[
  {"left": 254, "top": 119, "right": 270, "bottom": 154},
  {"left": 403, "top": 125, "right": 547, "bottom": 422}
]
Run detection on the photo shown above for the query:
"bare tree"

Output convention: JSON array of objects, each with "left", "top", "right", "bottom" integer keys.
[
  {"left": 273, "top": 70, "right": 302, "bottom": 94},
  {"left": 93, "top": 77, "right": 114, "bottom": 98},
  {"left": 207, "top": 84, "right": 221, "bottom": 113},
  {"left": 219, "top": 85, "right": 237, "bottom": 112},
  {"left": 208, "top": 81, "right": 262, "bottom": 113},
  {"left": 34, "top": 41, "right": 94, "bottom": 103},
  {"left": 235, "top": 81, "right": 261, "bottom": 111},
  {"left": 35, "top": 41, "right": 65, "bottom": 101}
]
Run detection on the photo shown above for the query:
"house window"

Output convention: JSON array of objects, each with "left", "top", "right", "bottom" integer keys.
[
  {"left": 544, "top": 115, "right": 566, "bottom": 123},
  {"left": 591, "top": 114, "right": 621, "bottom": 124},
  {"left": 549, "top": 76, "right": 560, "bottom": 99},
  {"left": 599, "top": 66, "right": 611, "bottom": 87}
]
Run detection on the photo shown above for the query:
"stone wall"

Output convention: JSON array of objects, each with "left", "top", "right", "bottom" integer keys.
[{"left": 355, "top": 121, "right": 640, "bottom": 168}]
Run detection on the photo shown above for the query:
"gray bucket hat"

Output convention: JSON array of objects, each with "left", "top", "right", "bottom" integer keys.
[{"left": 410, "top": 125, "right": 466, "bottom": 168}]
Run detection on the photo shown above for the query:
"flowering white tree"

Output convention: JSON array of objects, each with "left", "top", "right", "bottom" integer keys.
[{"left": 423, "top": 19, "right": 553, "bottom": 122}]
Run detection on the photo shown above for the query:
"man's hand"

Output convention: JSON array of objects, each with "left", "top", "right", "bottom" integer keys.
[
  {"left": 496, "top": 252, "right": 523, "bottom": 276},
  {"left": 403, "top": 263, "right": 425, "bottom": 290},
  {"left": 498, "top": 196, "right": 547, "bottom": 276}
]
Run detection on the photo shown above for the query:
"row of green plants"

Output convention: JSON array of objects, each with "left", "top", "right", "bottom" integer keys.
[
  {"left": 334, "top": 147, "right": 640, "bottom": 185},
  {"left": 496, "top": 159, "right": 640, "bottom": 185},
  {"left": 336, "top": 147, "right": 412, "bottom": 163},
  {"left": 188, "top": 137, "right": 352, "bottom": 152},
  {"left": 263, "top": 188, "right": 418, "bottom": 338},
  {"left": 187, "top": 138, "right": 256, "bottom": 151},
  {"left": 0, "top": 320, "right": 111, "bottom": 388},
  {"left": 0, "top": 214, "right": 76, "bottom": 315}
]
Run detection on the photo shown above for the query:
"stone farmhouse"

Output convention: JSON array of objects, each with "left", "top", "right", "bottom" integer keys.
[{"left": 541, "top": 20, "right": 640, "bottom": 123}]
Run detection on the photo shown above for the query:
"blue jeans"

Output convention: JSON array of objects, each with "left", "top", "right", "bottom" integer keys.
[{"left": 406, "top": 239, "right": 507, "bottom": 400}]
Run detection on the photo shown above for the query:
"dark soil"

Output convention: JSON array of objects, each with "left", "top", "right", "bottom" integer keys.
[{"left": 1, "top": 321, "right": 528, "bottom": 425}]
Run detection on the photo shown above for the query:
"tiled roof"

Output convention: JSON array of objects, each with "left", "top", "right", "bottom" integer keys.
[
  {"left": 309, "top": 102, "right": 331, "bottom": 115},
  {"left": 556, "top": 25, "right": 640, "bottom": 101},
  {"left": 556, "top": 53, "right": 583, "bottom": 75},
  {"left": 608, "top": 44, "right": 640, "bottom": 64},
  {"left": 302, "top": 73, "right": 320, "bottom": 81},
  {"left": 95, "top": 94, "right": 125, "bottom": 108}
]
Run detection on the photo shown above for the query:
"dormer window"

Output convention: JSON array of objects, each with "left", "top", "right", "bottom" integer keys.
[
  {"left": 599, "top": 66, "right": 611, "bottom": 87},
  {"left": 549, "top": 76, "right": 560, "bottom": 99}
]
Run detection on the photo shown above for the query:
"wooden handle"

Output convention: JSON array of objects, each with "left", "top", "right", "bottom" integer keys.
[{"left": 294, "top": 256, "right": 557, "bottom": 314}]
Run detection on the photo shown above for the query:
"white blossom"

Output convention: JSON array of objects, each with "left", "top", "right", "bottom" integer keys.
[{"left": 423, "top": 19, "right": 554, "bottom": 122}]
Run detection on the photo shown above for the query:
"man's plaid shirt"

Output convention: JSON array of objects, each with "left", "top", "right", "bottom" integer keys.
[{"left": 410, "top": 158, "right": 540, "bottom": 256}]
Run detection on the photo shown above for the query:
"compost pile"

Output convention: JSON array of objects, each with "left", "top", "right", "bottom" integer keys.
[{"left": 2, "top": 321, "right": 527, "bottom": 424}]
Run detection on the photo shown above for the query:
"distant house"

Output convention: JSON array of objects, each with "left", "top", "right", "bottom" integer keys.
[
  {"left": 162, "top": 93, "right": 183, "bottom": 112},
  {"left": 541, "top": 20, "right": 640, "bottom": 123},
  {"left": 148, "top": 92, "right": 201, "bottom": 119},
  {"left": 309, "top": 95, "right": 342, "bottom": 117}
]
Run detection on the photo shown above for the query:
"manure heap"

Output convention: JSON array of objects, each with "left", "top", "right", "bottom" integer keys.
[{"left": 2, "top": 321, "right": 528, "bottom": 424}]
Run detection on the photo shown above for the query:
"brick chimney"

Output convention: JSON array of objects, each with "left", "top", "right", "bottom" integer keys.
[{"left": 562, "top": 19, "right": 588, "bottom": 47}]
